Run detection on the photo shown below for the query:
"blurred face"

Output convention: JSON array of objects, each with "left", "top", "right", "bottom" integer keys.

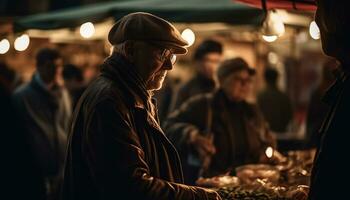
[
  {"left": 130, "top": 41, "right": 175, "bottom": 91},
  {"left": 221, "top": 70, "right": 253, "bottom": 102},
  {"left": 39, "top": 58, "right": 64, "bottom": 88},
  {"left": 197, "top": 52, "right": 222, "bottom": 80},
  {"left": 315, "top": 0, "right": 343, "bottom": 59},
  {"left": 315, "top": 0, "right": 331, "bottom": 56}
]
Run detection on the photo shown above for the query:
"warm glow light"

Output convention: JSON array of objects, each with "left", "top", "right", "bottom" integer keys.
[
  {"left": 265, "top": 146, "right": 274, "bottom": 158},
  {"left": 262, "top": 11, "right": 285, "bottom": 37},
  {"left": 268, "top": 52, "right": 278, "bottom": 64},
  {"left": 181, "top": 28, "right": 195, "bottom": 46},
  {"left": 14, "top": 34, "right": 30, "bottom": 51},
  {"left": 80, "top": 22, "right": 95, "bottom": 38},
  {"left": 271, "top": 12, "right": 285, "bottom": 36},
  {"left": 309, "top": 21, "right": 320, "bottom": 40},
  {"left": 0, "top": 39, "right": 10, "bottom": 54},
  {"left": 262, "top": 35, "right": 278, "bottom": 43}
]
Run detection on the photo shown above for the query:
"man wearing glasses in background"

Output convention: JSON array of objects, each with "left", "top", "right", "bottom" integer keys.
[
  {"left": 165, "top": 57, "right": 276, "bottom": 184},
  {"left": 62, "top": 12, "right": 221, "bottom": 200}
]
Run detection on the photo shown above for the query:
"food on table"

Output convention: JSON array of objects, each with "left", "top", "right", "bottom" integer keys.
[
  {"left": 236, "top": 164, "right": 280, "bottom": 184},
  {"left": 196, "top": 175, "right": 240, "bottom": 188}
]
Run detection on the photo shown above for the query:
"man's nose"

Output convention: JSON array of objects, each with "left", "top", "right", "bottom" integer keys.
[{"left": 162, "top": 59, "right": 173, "bottom": 70}]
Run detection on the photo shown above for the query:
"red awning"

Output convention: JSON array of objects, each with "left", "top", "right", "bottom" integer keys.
[{"left": 235, "top": 0, "right": 316, "bottom": 11}]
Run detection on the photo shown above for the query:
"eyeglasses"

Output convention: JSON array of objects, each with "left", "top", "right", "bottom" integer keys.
[
  {"left": 147, "top": 41, "right": 177, "bottom": 65},
  {"left": 159, "top": 49, "right": 177, "bottom": 65}
]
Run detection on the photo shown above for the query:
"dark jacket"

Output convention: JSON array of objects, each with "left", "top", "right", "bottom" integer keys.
[
  {"left": 164, "top": 90, "right": 276, "bottom": 182},
  {"left": 1, "top": 83, "right": 45, "bottom": 200},
  {"left": 13, "top": 74, "right": 71, "bottom": 178},
  {"left": 257, "top": 85, "right": 293, "bottom": 133},
  {"left": 12, "top": 74, "right": 71, "bottom": 199},
  {"left": 173, "top": 73, "right": 216, "bottom": 109},
  {"left": 309, "top": 69, "right": 350, "bottom": 200},
  {"left": 62, "top": 54, "right": 217, "bottom": 200}
]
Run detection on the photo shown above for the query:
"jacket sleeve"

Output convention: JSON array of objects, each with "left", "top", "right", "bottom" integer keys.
[
  {"left": 253, "top": 105, "right": 277, "bottom": 149},
  {"left": 85, "top": 99, "right": 219, "bottom": 200},
  {"left": 163, "top": 96, "right": 209, "bottom": 151}
]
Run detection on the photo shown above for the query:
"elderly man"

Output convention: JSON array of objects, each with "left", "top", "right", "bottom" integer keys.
[
  {"left": 62, "top": 12, "right": 221, "bottom": 200},
  {"left": 309, "top": 0, "right": 350, "bottom": 199},
  {"left": 165, "top": 58, "right": 276, "bottom": 184}
]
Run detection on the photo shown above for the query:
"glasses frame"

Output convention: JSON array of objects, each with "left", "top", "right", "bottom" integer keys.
[{"left": 147, "top": 41, "right": 177, "bottom": 65}]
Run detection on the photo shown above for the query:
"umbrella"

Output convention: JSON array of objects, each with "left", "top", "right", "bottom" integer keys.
[{"left": 236, "top": 0, "right": 316, "bottom": 11}]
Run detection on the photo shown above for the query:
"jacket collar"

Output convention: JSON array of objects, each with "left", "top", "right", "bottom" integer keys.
[
  {"left": 101, "top": 54, "right": 152, "bottom": 110},
  {"left": 101, "top": 54, "right": 163, "bottom": 131},
  {"left": 322, "top": 67, "right": 349, "bottom": 105}
]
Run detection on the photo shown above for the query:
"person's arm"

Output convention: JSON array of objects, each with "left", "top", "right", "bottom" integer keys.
[
  {"left": 164, "top": 96, "right": 208, "bottom": 151},
  {"left": 251, "top": 104, "right": 277, "bottom": 149},
  {"left": 86, "top": 99, "right": 220, "bottom": 200}
]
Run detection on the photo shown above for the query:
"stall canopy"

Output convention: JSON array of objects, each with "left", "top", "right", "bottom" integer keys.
[
  {"left": 236, "top": 0, "right": 316, "bottom": 11},
  {"left": 14, "top": 0, "right": 265, "bottom": 32}
]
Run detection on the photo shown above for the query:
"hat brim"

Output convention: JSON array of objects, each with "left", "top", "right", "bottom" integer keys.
[{"left": 152, "top": 41, "right": 188, "bottom": 55}]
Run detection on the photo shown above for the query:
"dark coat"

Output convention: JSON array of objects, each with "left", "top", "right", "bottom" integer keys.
[
  {"left": 164, "top": 90, "right": 276, "bottom": 182},
  {"left": 305, "top": 88, "right": 329, "bottom": 148},
  {"left": 62, "top": 55, "right": 218, "bottom": 200},
  {"left": 1, "top": 83, "right": 45, "bottom": 200},
  {"left": 173, "top": 73, "right": 216, "bottom": 110},
  {"left": 12, "top": 74, "right": 71, "bottom": 178},
  {"left": 309, "top": 70, "right": 350, "bottom": 200}
]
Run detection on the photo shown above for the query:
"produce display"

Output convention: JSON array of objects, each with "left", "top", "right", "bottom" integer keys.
[
  {"left": 217, "top": 184, "right": 308, "bottom": 200},
  {"left": 197, "top": 150, "right": 315, "bottom": 200},
  {"left": 236, "top": 164, "right": 280, "bottom": 184},
  {"left": 196, "top": 176, "right": 240, "bottom": 188},
  {"left": 217, "top": 185, "right": 289, "bottom": 200}
]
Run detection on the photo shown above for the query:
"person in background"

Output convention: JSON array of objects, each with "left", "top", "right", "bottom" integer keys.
[
  {"left": 305, "top": 59, "right": 337, "bottom": 149},
  {"left": 309, "top": 0, "right": 350, "bottom": 199},
  {"left": 0, "top": 62, "right": 17, "bottom": 93},
  {"left": 12, "top": 48, "right": 71, "bottom": 200},
  {"left": 62, "top": 64, "right": 86, "bottom": 108},
  {"left": 1, "top": 63, "right": 45, "bottom": 200},
  {"left": 173, "top": 39, "right": 223, "bottom": 109},
  {"left": 165, "top": 58, "right": 276, "bottom": 184},
  {"left": 257, "top": 67, "right": 293, "bottom": 134},
  {"left": 62, "top": 12, "right": 221, "bottom": 200},
  {"left": 153, "top": 76, "right": 176, "bottom": 124}
]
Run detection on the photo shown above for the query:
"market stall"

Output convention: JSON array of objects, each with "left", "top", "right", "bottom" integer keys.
[{"left": 196, "top": 149, "right": 315, "bottom": 199}]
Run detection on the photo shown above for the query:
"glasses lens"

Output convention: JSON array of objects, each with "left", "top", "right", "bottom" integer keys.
[{"left": 170, "top": 54, "right": 177, "bottom": 65}]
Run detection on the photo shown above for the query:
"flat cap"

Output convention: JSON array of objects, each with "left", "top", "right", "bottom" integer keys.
[
  {"left": 217, "top": 57, "right": 256, "bottom": 81},
  {"left": 108, "top": 12, "right": 189, "bottom": 54}
]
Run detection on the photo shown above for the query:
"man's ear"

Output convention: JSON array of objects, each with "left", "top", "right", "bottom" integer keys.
[{"left": 124, "top": 41, "right": 134, "bottom": 58}]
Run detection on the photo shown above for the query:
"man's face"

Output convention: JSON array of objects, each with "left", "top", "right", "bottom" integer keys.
[
  {"left": 315, "top": 0, "right": 338, "bottom": 57},
  {"left": 131, "top": 41, "right": 174, "bottom": 91},
  {"left": 198, "top": 52, "right": 222, "bottom": 80},
  {"left": 39, "top": 58, "right": 64, "bottom": 88},
  {"left": 221, "top": 70, "right": 252, "bottom": 102}
]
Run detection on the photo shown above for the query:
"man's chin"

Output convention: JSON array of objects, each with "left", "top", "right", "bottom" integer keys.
[{"left": 147, "top": 80, "right": 164, "bottom": 91}]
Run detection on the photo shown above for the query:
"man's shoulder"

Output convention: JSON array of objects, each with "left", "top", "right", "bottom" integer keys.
[
  {"left": 12, "top": 82, "right": 35, "bottom": 101},
  {"left": 181, "top": 92, "right": 213, "bottom": 109},
  {"left": 179, "top": 75, "right": 204, "bottom": 90},
  {"left": 80, "top": 76, "right": 130, "bottom": 114}
]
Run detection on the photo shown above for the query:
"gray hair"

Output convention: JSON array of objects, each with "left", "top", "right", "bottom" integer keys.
[{"left": 111, "top": 42, "right": 127, "bottom": 56}]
